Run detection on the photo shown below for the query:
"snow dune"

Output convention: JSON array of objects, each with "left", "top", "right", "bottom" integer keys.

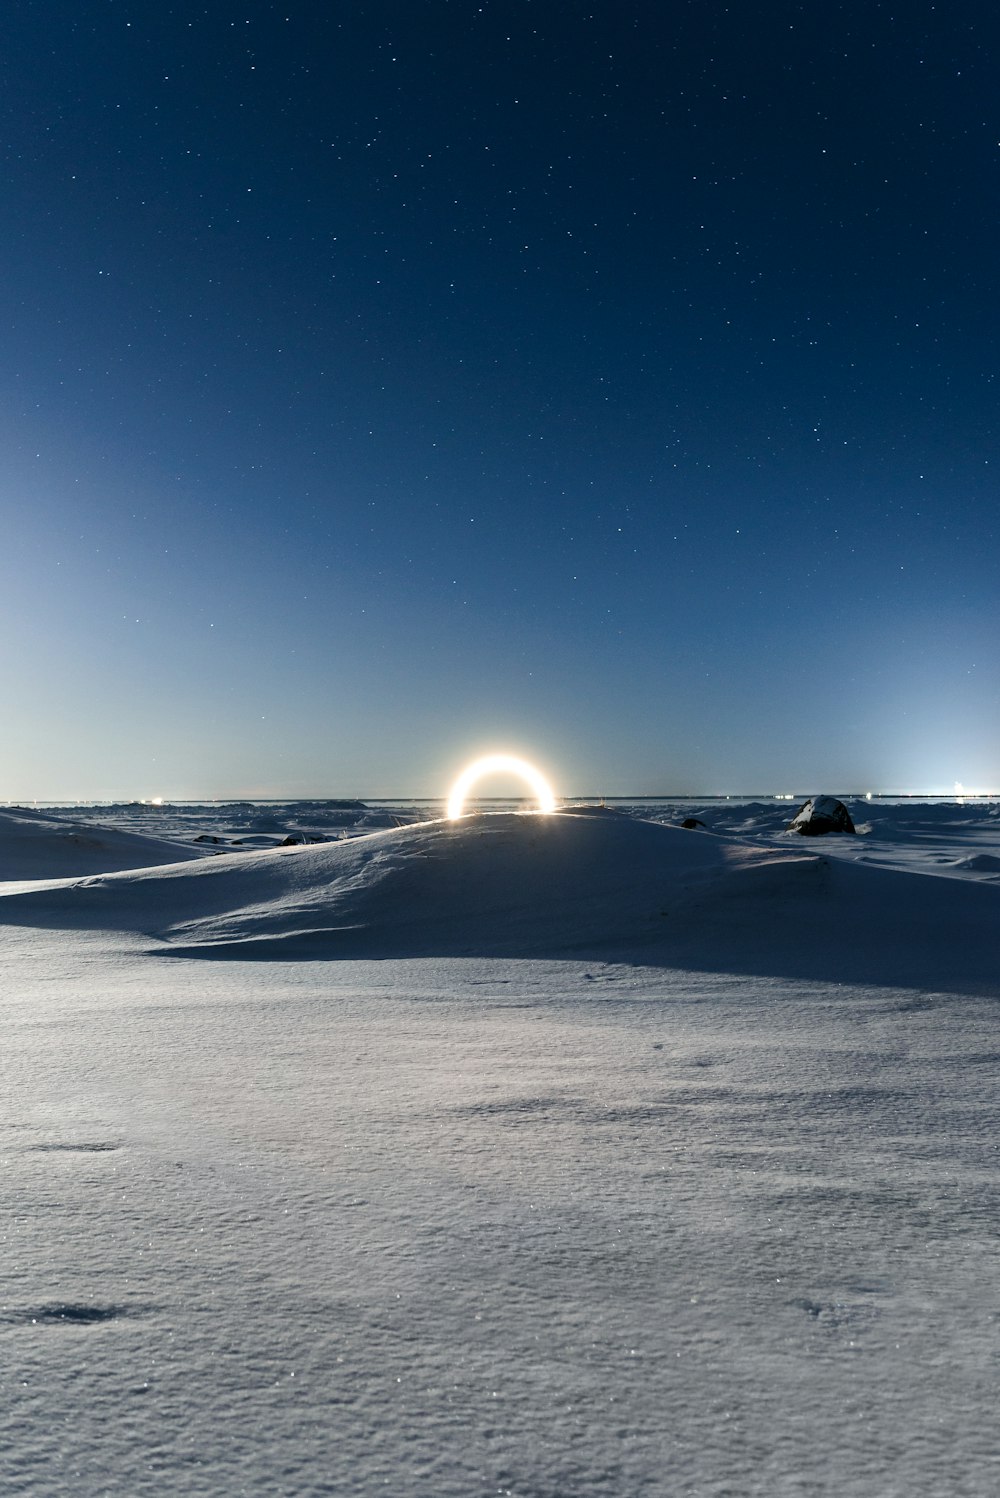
[{"left": 2, "top": 805, "right": 997, "bottom": 991}]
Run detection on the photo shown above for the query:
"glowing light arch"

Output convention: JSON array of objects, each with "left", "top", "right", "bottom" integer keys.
[{"left": 447, "top": 754, "right": 557, "bottom": 820}]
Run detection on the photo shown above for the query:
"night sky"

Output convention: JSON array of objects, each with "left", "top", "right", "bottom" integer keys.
[{"left": 3, "top": 2, "right": 998, "bottom": 798}]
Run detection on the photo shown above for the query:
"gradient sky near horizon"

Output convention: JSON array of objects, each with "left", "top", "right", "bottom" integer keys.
[{"left": 2, "top": 1, "right": 998, "bottom": 799}]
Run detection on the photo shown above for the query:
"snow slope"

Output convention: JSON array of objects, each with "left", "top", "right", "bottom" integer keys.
[{"left": 0, "top": 805, "right": 209, "bottom": 881}]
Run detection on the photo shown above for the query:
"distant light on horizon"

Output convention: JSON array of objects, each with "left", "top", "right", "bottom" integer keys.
[{"left": 447, "top": 754, "right": 557, "bottom": 820}]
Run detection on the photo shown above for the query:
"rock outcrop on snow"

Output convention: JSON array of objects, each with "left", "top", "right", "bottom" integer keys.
[{"left": 788, "top": 796, "right": 856, "bottom": 836}]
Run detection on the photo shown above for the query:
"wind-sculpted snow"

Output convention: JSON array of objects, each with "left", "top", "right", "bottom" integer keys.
[
  {"left": 2, "top": 806, "right": 998, "bottom": 990},
  {"left": 0, "top": 806, "right": 206, "bottom": 881}
]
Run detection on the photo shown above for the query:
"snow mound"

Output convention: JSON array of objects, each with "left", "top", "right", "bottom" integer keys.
[
  {"left": 0, "top": 809, "right": 731, "bottom": 949},
  {"left": 0, "top": 806, "right": 208, "bottom": 881},
  {"left": 1, "top": 808, "right": 998, "bottom": 990}
]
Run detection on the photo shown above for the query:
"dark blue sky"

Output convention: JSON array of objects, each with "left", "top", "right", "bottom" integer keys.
[{"left": 3, "top": 1, "right": 998, "bottom": 797}]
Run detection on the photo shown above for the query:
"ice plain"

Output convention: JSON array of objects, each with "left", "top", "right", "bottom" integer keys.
[{"left": 2, "top": 797, "right": 999, "bottom": 1496}]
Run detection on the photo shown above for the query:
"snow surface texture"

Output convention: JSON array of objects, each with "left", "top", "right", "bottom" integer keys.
[{"left": 2, "top": 800, "right": 999, "bottom": 1496}]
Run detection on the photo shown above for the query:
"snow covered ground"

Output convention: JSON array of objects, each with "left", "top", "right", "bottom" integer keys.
[{"left": 2, "top": 799, "right": 999, "bottom": 1495}]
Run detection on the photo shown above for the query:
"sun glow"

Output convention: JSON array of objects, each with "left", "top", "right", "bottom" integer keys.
[{"left": 446, "top": 754, "right": 558, "bottom": 820}]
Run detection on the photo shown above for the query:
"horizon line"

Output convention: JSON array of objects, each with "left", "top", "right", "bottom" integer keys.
[{"left": 5, "top": 790, "right": 998, "bottom": 806}]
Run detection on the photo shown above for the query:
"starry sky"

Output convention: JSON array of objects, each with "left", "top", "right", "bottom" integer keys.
[{"left": 2, "top": 1, "right": 998, "bottom": 799}]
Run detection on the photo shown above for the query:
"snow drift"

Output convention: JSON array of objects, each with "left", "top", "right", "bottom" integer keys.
[
  {"left": 2, "top": 806, "right": 997, "bottom": 990},
  {"left": 0, "top": 805, "right": 206, "bottom": 881}
]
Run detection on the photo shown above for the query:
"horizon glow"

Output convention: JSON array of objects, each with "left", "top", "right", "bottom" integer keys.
[{"left": 446, "top": 755, "right": 558, "bottom": 820}]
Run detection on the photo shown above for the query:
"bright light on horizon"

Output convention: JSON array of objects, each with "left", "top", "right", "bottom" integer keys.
[{"left": 446, "top": 754, "right": 557, "bottom": 820}]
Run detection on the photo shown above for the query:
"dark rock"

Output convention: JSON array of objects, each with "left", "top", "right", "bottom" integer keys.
[
  {"left": 681, "top": 817, "right": 707, "bottom": 830},
  {"left": 194, "top": 834, "right": 225, "bottom": 844},
  {"left": 279, "top": 835, "right": 304, "bottom": 846},
  {"left": 789, "top": 796, "right": 856, "bottom": 836}
]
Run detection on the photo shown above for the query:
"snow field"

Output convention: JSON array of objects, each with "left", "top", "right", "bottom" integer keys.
[{"left": 2, "top": 803, "right": 999, "bottom": 1495}]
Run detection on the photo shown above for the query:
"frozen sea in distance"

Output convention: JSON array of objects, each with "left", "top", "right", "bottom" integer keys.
[{"left": 2, "top": 795, "right": 999, "bottom": 1495}]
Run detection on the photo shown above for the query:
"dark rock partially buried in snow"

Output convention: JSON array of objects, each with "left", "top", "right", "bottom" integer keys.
[
  {"left": 681, "top": 817, "right": 707, "bottom": 830},
  {"left": 789, "top": 796, "right": 856, "bottom": 836}
]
